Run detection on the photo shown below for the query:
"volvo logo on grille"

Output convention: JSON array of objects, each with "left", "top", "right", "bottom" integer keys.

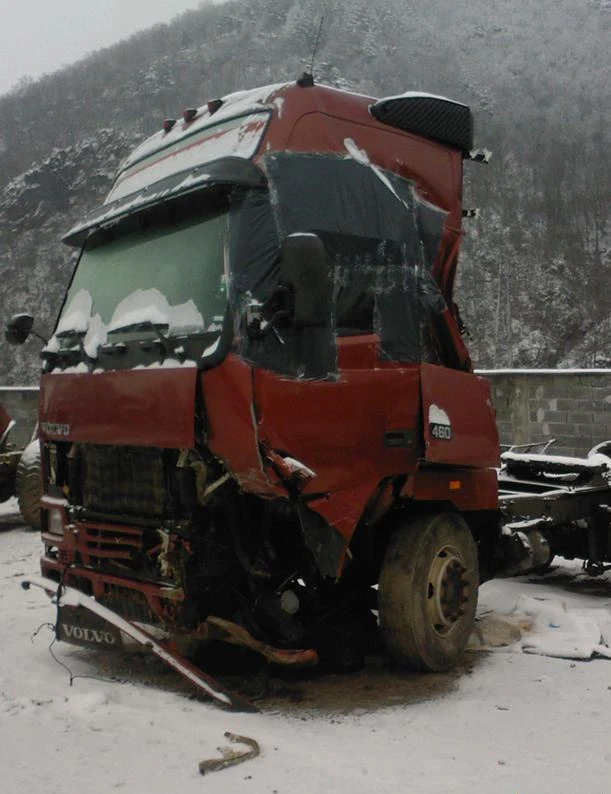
[
  {"left": 41, "top": 421, "right": 71, "bottom": 437},
  {"left": 62, "top": 623, "right": 117, "bottom": 645}
]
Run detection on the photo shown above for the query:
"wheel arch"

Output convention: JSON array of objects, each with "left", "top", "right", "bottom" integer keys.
[{"left": 349, "top": 498, "right": 500, "bottom": 586}]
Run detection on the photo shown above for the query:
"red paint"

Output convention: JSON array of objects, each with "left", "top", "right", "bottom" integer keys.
[
  {"left": 201, "top": 354, "right": 280, "bottom": 494},
  {"left": 254, "top": 360, "right": 421, "bottom": 495},
  {"left": 307, "top": 481, "right": 383, "bottom": 544},
  {"left": 39, "top": 368, "right": 198, "bottom": 447},
  {"left": 410, "top": 467, "right": 498, "bottom": 511},
  {"left": 0, "top": 403, "right": 12, "bottom": 441},
  {"left": 35, "top": 81, "right": 503, "bottom": 641},
  {"left": 201, "top": 340, "right": 423, "bottom": 544},
  {"left": 258, "top": 85, "right": 463, "bottom": 302},
  {"left": 420, "top": 363, "right": 499, "bottom": 468}
]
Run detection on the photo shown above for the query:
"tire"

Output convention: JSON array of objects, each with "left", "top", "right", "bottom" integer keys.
[
  {"left": 15, "top": 440, "right": 42, "bottom": 531},
  {"left": 378, "top": 512, "right": 479, "bottom": 672}
]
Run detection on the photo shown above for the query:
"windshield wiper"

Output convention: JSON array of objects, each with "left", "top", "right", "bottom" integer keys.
[{"left": 107, "top": 320, "right": 169, "bottom": 335}]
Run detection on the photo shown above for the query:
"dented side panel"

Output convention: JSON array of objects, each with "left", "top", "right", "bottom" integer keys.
[
  {"left": 201, "top": 355, "right": 281, "bottom": 495},
  {"left": 252, "top": 356, "right": 421, "bottom": 500}
]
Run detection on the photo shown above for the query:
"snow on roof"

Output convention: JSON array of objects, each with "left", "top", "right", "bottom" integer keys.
[
  {"left": 375, "top": 90, "right": 467, "bottom": 108},
  {"left": 118, "top": 82, "right": 288, "bottom": 173},
  {"left": 477, "top": 368, "right": 611, "bottom": 375},
  {"left": 107, "top": 112, "right": 270, "bottom": 203}
]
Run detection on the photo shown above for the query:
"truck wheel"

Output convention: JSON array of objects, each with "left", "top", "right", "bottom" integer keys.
[
  {"left": 15, "top": 440, "right": 42, "bottom": 531},
  {"left": 378, "top": 512, "right": 478, "bottom": 672}
]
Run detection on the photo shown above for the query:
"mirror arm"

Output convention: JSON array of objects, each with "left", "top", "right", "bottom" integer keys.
[{"left": 31, "top": 330, "right": 49, "bottom": 345}]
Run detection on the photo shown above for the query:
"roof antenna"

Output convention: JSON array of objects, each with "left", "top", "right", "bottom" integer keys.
[
  {"left": 297, "top": 16, "right": 324, "bottom": 87},
  {"left": 310, "top": 16, "right": 324, "bottom": 75}
]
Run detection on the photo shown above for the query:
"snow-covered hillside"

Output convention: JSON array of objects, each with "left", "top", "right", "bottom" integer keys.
[{"left": 0, "top": 0, "right": 609, "bottom": 383}]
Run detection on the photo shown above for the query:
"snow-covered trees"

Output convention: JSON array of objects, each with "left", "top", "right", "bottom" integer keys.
[{"left": 0, "top": 0, "right": 609, "bottom": 382}]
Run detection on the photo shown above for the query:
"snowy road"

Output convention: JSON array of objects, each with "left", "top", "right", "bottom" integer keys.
[{"left": 2, "top": 498, "right": 611, "bottom": 794}]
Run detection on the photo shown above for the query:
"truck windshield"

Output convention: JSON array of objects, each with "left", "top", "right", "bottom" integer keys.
[{"left": 53, "top": 199, "right": 228, "bottom": 366}]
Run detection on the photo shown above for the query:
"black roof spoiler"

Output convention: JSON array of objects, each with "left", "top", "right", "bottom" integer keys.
[
  {"left": 63, "top": 157, "right": 267, "bottom": 247},
  {"left": 370, "top": 93, "right": 474, "bottom": 155}
]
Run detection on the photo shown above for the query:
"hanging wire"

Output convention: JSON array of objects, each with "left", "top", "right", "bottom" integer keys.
[{"left": 29, "top": 563, "right": 117, "bottom": 687}]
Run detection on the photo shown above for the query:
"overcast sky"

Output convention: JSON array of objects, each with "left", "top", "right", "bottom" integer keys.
[{"left": 0, "top": 1, "right": 220, "bottom": 96}]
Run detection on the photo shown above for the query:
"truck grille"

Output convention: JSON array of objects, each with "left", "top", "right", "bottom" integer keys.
[
  {"left": 71, "top": 519, "right": 169, "bottom": 584},
  {"left": 78, "top": 523, "right": 144, "bottom": 565},
  {"left": 79, "top": 444, "right": 170, "bottom": 518},
  {"left": 98, "top": 585, "right": 155, "bottom": 624}
]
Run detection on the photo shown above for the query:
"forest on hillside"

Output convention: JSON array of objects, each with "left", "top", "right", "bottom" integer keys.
[{"left": 0, "top": 0, "right": 609, "bottom": 383}]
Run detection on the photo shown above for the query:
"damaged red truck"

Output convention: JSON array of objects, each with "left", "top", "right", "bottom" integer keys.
[{"left": 8, "top": 77, "right": 610, "bottom": 707}]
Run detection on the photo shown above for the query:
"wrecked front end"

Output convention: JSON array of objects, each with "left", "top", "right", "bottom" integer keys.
[
  {"left": 30, "top": 78, "right": 495, "bottom": 694},
  {"left": 36, "top": 135, "right": 458, "bottom": 669},
  {"left": 37, "top": 364, "right": 346, "bottom": 669}
]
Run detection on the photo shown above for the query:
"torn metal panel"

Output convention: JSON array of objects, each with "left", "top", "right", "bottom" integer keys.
[
  {"left": 199, "top": 733, "right": 260, "bottom": 775},
  {"left": 264, "top": 152, "right": 448, "bottom": 365},
  {"left": 22, "top": 576, "right": 259, "bottom": 713}
]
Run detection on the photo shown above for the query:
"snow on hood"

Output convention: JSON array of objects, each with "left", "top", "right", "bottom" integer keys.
[
  {"left": 44, "top": 288, "right": 206, "bottom": 369},
  {"left": 107, "top": 289, "right": 205, "bottom": 335},
  {"left": 83, "top": 313, "right": 107, "bottom": 359},
  {"left": 54, "top": 289, "right": 93, "bottom": 336}
]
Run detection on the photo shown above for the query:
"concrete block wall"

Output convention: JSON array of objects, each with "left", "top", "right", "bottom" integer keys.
[
  {"left": 480, "top": 369, "right": 611, "bottom": 457},
  {"left": 2, "top": 370, "right": 610, "bottom": 458},
  {"left": 0, "top": 387, "right": 39, "bottom": 449}
]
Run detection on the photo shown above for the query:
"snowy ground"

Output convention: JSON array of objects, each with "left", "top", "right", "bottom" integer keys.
[{"left": 2, "top": 497, "right": 611, "bottom": 794}]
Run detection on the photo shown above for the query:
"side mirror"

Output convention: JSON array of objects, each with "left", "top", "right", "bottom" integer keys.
[
  {"left": 5, "top": 313, "right": 34, "bottom": 346},
  {"left": 279, "top": 234, "right": 332, "bottom": 328}
]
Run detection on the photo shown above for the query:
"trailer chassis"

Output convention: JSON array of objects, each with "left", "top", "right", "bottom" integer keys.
[{"left": 498, "top": 442, "right": 611, "bottom": 576}]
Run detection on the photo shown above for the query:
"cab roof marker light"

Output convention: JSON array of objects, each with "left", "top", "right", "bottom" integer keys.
[
  {"left": 207, "top": 99, "right": 224, "bottom": 115},
  {"left": 162, "top": 118, "right": 177, "bottom": 133},
  {"left": 183, "top": 108, "right": 198, "bottom": 123}
]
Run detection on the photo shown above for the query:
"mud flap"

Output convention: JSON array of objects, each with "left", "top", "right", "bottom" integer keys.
[
  {"left": 58, "top": 604, "right": 124, "bottom": 649},
  {"left": 21, "top": 576, "right": 259, "bottom": 713}
]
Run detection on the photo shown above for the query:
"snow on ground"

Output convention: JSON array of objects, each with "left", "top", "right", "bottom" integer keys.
[{"left": 2, "top": 498, "right": 611, "bottom": 794}]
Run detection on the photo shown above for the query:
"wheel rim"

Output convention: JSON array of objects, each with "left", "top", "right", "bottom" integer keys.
[{"left": 425, "top": 543, "right": 472, "bottom": 636}]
